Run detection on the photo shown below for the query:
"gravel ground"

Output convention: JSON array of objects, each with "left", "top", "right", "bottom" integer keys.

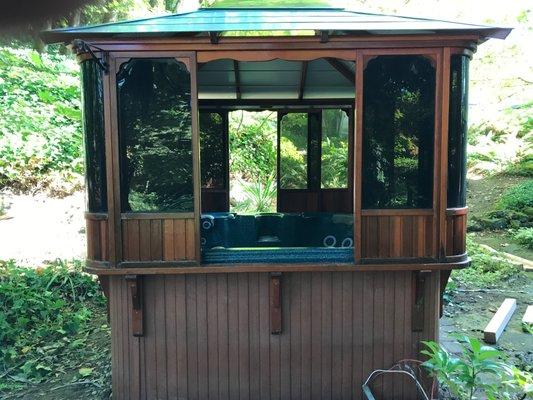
[{"left": 0, "top": 191, "right": 86, "bottom": 265}]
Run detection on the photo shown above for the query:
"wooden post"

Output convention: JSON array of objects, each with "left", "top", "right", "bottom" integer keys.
[
  {"left": 126, "top": 275, "right": 144, "bottom": 337},
  {"left": 270, "top": 272, "right": 282, "bottom": 334}
]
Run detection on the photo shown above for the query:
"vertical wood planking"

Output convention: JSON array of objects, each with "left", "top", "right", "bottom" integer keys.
[
  {"left": 196, "top": 275, "right": 209, "bottom": 400},
  {"left": 207, "top": 275, "right": 219, "bottom": 400},
  {"left": 321, "top": 272, "right": 333, "bottom": 400},
  {"left": 139, "top": 220, "right": 151, "bottom": 261},
  {"left": 163, "top": 220, "right": 174, "bottom": 260},
  {"left": 109, "top": 271, "right": 439, "bottom": 400},
  {"left": 150, "top": 220, "right": 162, "bottom": 260},
  {"left": 176, "top": 275, "right": 188, "bottom": 399},
  {"left": 311, "top": 273, "right": 322, "bottom": 400}
]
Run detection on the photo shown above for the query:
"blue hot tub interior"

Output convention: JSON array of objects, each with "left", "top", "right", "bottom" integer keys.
[{"left": 201, "top": 212, "right": 354, "bottom": 263}]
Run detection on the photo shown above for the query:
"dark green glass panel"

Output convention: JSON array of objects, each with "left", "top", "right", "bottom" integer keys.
[
  {"left": 81, "top": 59, "right": 107, "bottom": 212},
  {"left": 362, "top": 55, "right": 435, "bottom": 209},
  {"left": 200, "top": 112, "right": 226, "bottom": 189},
  {"left": 280, "top": 113, "right": 308, "bottom": 189},
  {"left": 448, "top": 55, "right": 469, "bottom": 208},
  {"left": 321, "top": 109, "right": 349, "bottom": 188},
  {"left": 117, "top": 58, "right": 193, "bottom": 212}
]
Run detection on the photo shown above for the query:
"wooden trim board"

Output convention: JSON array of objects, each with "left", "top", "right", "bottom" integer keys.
[{"left": 484, "top": 298, "right": 517, "bottom": 344}]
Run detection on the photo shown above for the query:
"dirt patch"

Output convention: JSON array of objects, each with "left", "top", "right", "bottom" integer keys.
[
  {"left": 441, "top": 272, "right": 533, "bottom": 370},
  {"left": 0, "top": 192, "right": 86, "bottom": 265}
]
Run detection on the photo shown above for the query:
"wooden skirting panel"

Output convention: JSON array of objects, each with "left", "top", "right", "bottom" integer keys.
[
  {"left": 445, "top": 208, "right": 467, "bottom": 257},
  {"left": 109, "top": 271, "right": 440, "bottom": 400},
  {"left": 361, "top": 214, "right": 434, "bottom": 259},
  {"left": 122, "top": 218, "right": 196, "bottom": 261},
  {"left": 86, "top": 214, "right": 109, "bottom": 261}
]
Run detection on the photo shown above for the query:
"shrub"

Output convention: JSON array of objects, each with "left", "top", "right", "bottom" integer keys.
[
  {"left": 514, "top": 227, "right": 533, "bottom": 249},
  {"left": 0, "top": 46, "right": 83, "bottom": 194},
  {"left": 422, "top": 336, "right": 532, "bottom": 400},
  {"left": 0, "top": 259, "right": 105, "bottom": 382},
  {"left": 453, "top": 236, "right": 521, "bottom": 287},
  {"left": 497, "top": 180, "right": 533, "bottom": 212}
]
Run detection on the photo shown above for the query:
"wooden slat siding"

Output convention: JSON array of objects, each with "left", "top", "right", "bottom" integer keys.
[
  {"left": 341, "top": 272, "right": 354, "bottom": 399},
  {"left": 301, "top": 273, "right": 312, "bottom": 400},
  {"left": 445, "top": 212, "right": 467, "bottom": 256},
  {"left": 259, "top": 273, "right": 271, "bottom": 400},
  {"left": 362, "top": 272, "right": 375, "bottom": 398},
  {"left": 393, "top": 273, "right": 405, "bottom": 399},
  {"left": 109, "top": 272, "right": 441, "bottom": 400},
  {"left": 217, "top": 274, "right": 230, "bottom": 400},
  {"left": 290, "top": 272, "right": 302, "bottom": 400},
  {"left": 227, "top": 274, "right": 239, "bottom": 400},
  {"left": 362, "top": 214, "right": 434, "bottom": 259},
  {"left": 453, "top": 214, "right": 466, "bottom": 254},
  {"left": 164, "top": 276, "right": 178, "bottom": 400},
  {"left": 186, "top": 275, "right": 199, "bottom": 400},
  {"left": 176, "top": 275, "right": 188, "bottom": 399},
  {"left": 249, "top": 274, "right": 262, "bottom": 400},
  {"left": 311, "top": 272, "right": 322, "bottom": 400},
  {"left": 331, "top": 272, "right": 343, "bottom": 399},
  {"left": 122, "top": 217, "right": 196, "bottom": 261},
  {"left": 238, "top": 273, "right": 250, "bottom": 400},
  {"left": 163, "top": 220, "right": 174, "bottom": 260},
  {"left": 373, "top": 272, "right": 385, "bottom": 398},
  {"left": 100, "top": 219, "right": 109, "bottom": 260},
  {"left": 197, "top": 275, "right": 209, "bottom": 400},
  {"left": 86, "top": 217, "right": 110, "bottom": 261},
  {"left": 280, "top": 274, "right": 292, "bottom": 399},
  {"left": 321, "top": 272, "right": 333, "bottom": 400},
  {"left": 144, "top": 277, "right": 157, "bottom": 400},
  {"left": 207, "top": 275, "right": 219, "bottom": 400},
  {"left": 156, "top": 276, "right": 168, "bottom": 399},
  {"left": 382, "top": 275, "right": 395, "bottom": 397},
  {"left": 139, "top": 220, "right": 151, "bottom": 261}
]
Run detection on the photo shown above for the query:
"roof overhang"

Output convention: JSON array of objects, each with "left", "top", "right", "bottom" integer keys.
[{"left": 41, "top": 7, "right": 512, "bottom": 45}]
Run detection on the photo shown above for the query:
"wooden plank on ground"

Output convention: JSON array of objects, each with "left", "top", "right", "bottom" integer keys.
[
  {"left": 522, "top": 305, "right": 533, "bottom": 332},
  {"left": 484, "top": 298, "right": 517, "bottom": 344}
]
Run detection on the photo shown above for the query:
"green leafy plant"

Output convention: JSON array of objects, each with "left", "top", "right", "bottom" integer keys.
[
  {"left": 514, "top": 227, "right": 533, "bottom": 249},
  {"left": 422, "top": 336, "right": 529, "bottom": 400},
  {"left": 236, "top": 174, "right": 277, "bottom": 213},
  {"left": 453, "top": 236, "right": 521, "bottom": 287},
  {"left": 0, "top": 259, "right": 105, "bottom": 383}
]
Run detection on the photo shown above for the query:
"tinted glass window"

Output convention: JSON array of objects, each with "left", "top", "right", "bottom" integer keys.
[
  {"left": 200, "top": 112, "right": 226, "bottom": 189},
  {"left": 280, "top": 113, "right": 308, "bottom": 189},
  {"left": 448, "top": 55, "right": 469, "bottom": 208},
  {"left": 362, "top": 55, "right": 435, "bottom": 209},
  {"left": 321, "top": 109, "right": 349, "bottom": 188},
  {"left": 117, "top": 58, "right": 193, "bottom": 212},
  {"left": 81, "top": 60, "right": 107, "bottom": 212}
]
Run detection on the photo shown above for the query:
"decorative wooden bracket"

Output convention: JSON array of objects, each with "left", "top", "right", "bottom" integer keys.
[
  {"left": 412, "top": 270, "right": 431, "bottom": 332},
  {"left": 270, "top": 272, "right": 282, "bottom": 334},
  {"left": 125, "top": 275, "right": 144, "bottom": 337},
  {"left": 209, "top": 31, "right": 220, "bottom": 44}
]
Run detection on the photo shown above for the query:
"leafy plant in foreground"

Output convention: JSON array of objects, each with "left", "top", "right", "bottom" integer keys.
[
  {"left": 513, "top": 227, "right": 533, "bottom": 249},
  {"left": 422, "top": 336, "right": 531, "bottom": 400},
  {"left": 0, "top": 259, "right": 105, "bottom": 382}
]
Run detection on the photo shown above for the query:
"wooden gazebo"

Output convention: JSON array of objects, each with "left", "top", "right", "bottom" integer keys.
[{"left": 44, "top": 8, "right": 509, "bottom": 399}]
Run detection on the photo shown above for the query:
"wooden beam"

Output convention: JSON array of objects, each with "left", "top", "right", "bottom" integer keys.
[
  {"left": 484, "top": 298, "right": 517, "bottom": 344},
  {"left": 270, "top": 272, "right": 282, "bottom": 334},
  {"left": 126, "top": 275, "right": 144, "bottom": 336},
  {"left": 326, "top": 57, "right": 355, "bottom": 85},
  {"left": 233, "top": 60, "right": 241, "bottom": 100},
  {"left": 298, "top": 61, "right": 308, "bottom": 100}
]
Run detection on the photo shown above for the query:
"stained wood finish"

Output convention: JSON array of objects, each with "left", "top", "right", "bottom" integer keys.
[
  {"left": 109, "top": 270, "right": 440, "bottom": 400},
  {"left": 121, "top": 218, "right": 196, "bottom": 262},
  {"left": 361, "top": 214, "right": 434, "bottom": 259},
  {"left": 445, "top": 207, "right": 467, "bottom": 257},
  {"left": 86, "top": 213, "right": 109, "bottom": 261},
  {"left": 278, "top": 189, "right": 352, "bottom": 213}
]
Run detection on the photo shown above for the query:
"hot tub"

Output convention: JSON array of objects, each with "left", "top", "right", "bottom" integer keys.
[{"left": 200, "top": 212, "right": 354, "bottom": 263}]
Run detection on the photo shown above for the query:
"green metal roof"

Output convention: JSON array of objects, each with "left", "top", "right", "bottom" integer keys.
[{"left": 43, "top": 7, "right": 511, "bottom": 43}]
